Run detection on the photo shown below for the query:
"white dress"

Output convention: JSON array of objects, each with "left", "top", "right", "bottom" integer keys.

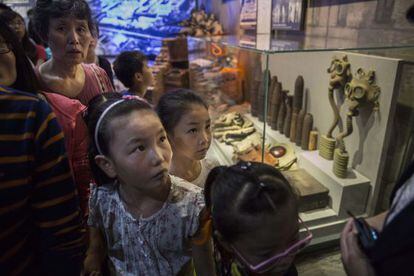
[
  {"left": 87, "top": 176, "right": 204, "bottom": 276},
  {"left": 192, "top": 157, "right": 220, "bottom": 188}
]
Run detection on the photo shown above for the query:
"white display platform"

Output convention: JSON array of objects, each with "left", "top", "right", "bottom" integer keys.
[
  {"left": 246, "top": 112, "right": 371, "bottom": 214},
  {"left": 300, "top": 151, "right": 370, "bottom": 216}
]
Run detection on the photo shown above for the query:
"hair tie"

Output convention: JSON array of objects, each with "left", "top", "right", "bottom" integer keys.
[
  {"left": 122, "top": 94, "right": 142, "bottom": 101},
  {"left": 240, "top": 161, "right": 252, "bottom": 170},
  {"left": 94, "top": 99, "right": 124, "bottom": 155}
]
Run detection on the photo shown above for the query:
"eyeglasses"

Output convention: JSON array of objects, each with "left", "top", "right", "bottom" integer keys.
[
  {"left": 230, "top": 217, "right": 313, "bottom": 273},
  {"left": 0, "top": 42, "right": 12, "bottom": 55}
]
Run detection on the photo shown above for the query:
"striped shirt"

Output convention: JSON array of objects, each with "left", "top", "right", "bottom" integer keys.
[{"left": 0, "top": 85, "right": 85, "bottom": 275}]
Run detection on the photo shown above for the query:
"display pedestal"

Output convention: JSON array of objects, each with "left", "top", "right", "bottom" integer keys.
[{"left": 300, "top": 151, "right": 371, "bottom": 217}]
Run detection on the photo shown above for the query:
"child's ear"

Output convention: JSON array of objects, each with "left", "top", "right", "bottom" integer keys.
[
  {"left": 134, "top": 72, "right": 144, "bottom": 83},
  {"left": 95, "top": 155, "right": 117, "bottom": 178}
]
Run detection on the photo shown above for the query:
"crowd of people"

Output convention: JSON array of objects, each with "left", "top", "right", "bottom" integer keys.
[{"left": 0, "top": 0, "right": 413, "bottom": 275}]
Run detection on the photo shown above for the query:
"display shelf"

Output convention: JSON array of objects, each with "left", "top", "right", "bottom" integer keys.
[
  {"left": 207, "top": 139, "right": 234, "bottom": 166},
  {"left": 247, "top": 110, "right": 371, "bottom": 212},
  {"left": 188, "top": 33, "right": 414, "bottom": 54},
  {"left": 244, "top": 113, "right": 304, "bottom": 155},
  {"left": 188, "top": 31, "right": 414, "bottom": 246},
  {"left": 211, "top": 112, "right": 342, "bottom": 231}
]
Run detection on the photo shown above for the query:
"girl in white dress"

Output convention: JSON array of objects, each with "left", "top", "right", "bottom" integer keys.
[
  {"left": 156, "top": 89, "right": 220, "bottom": 188},
  {"left": 83, "top": 93, "right": 215, "bottom": 275}
]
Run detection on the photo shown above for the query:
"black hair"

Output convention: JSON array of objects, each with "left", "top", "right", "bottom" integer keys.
[
  {"left": 113, "top": 50, "right": 147, "bottom": 88},
  {"left": 85, "top": 92, "right": 153, "bottom": 185},
  {"left": 408, "top": 4, "right": 414, "bottom": 23},
  {"left": 205, "top": 161, "right": 298, "bottom": 243},
  {"left": 27, "top": 8, "right": 46, "bottom": 47},
  {"left": 90, "top": 18, "right": 99, "bottom": 38},
  {"left": 0, "top": 10, "right": 38, "bottom": 65},
  {"left": 33, "top": 0, "right": 93, "bottom": 43},
  {"left": 156, "top": 89, "right": 208, "bottom": 134},
  {"left": 0, "top": 3, "right": 12, "bottom": 12},
  {"left": 0, "top": 18, "right": 39, "bottom": 93}
]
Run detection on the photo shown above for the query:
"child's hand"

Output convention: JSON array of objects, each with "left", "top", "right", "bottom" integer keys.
[{"left": 83, "top": 253, "right": 103, "bottom": 276}]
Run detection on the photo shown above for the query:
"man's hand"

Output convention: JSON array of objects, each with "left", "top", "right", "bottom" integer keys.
[
  {"left": 82, "top": 252, "right": 103, "bottom": 276},
  {"left": 340, "top": 219, "right": 376, "bottom": 276}
]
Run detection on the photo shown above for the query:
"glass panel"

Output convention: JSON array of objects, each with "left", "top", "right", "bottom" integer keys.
[{"left": 188, "top": 33, "right": 414, "bottom": 54}]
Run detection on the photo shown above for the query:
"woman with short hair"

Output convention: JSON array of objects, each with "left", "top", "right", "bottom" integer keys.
[{"left": 33, "top": 0, "right": 114, "bottom": 217}]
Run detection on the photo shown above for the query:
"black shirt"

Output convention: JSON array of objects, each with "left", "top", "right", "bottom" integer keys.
[
  {"left": 368, "top": 161, "right": 414, "bottom": 276},
  {"left": 98, "top": 55, "right": 114, "bottom": 87}
]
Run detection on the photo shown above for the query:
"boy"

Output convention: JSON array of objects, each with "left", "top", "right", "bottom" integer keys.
[{"left": 113, "top": 50, "right": 153, "bottom": 98}]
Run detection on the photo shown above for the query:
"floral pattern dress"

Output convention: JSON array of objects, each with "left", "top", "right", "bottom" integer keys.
[{"left": 88, "top": 176, "right": 204, "bottom": 275}]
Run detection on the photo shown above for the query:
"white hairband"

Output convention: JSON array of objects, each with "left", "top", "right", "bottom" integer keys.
[{"left": 94, "top": 99, "right": 125, "bottom": 155}]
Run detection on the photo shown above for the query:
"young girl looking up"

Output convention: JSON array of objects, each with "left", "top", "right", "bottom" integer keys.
[
  {"left": 84, "top": 93, "right": 215, "bottom": 275},
  {"left": 157, "top": 89, "right": 219, "bottom": 188},
  {"left": 205, "top": 161, "right": 312, "bottom": 276}
]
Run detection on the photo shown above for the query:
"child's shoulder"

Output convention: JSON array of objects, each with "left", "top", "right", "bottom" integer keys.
[
  {"left": 169, "top": 176, "right": 204, "bottom": 209},
  {"left": 167, "top": 176, "right": 205, "bottom": 236},
  {"left": 89, "top": 183, "right": 118, "bottom": 206},
  {"left": 171, "top": 175, "right": 203, "bottom": 193}
]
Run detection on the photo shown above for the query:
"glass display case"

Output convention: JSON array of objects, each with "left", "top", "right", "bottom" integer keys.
[{"left": 185, "top": 32, "right": 414, "bottom": 245}]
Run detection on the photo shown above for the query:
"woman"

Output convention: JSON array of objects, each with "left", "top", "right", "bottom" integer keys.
[
  {"left": 0, "top": 10, "right": 46, "bottom": 66},
  {"left": 0, "top": 21, "right": 85, "bottom": 275},
  {"left": 0, "top": 19, "right": 39, "bottom": 94},
  {"left": 33, "top": 0, "right": 114, "bottom": 216}
]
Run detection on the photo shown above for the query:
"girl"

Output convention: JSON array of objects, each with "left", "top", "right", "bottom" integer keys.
[
  {"left": 205, "top": 161, "right": 312, "bottom": 276},
  {"left": 157, "top": 89, "right": 219, "bottom": 188},
  {"left": 84, "top": 93, "right": 215, "bottom": 275},
  {"left": 0, "top": 18, "right": 39, "bottom": 94},
  {"left": 0, "top": 10, "right": 47, "bottom": 66}
]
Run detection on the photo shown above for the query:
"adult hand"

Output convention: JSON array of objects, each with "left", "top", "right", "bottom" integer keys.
[
  {"left": 340, "top": 219, "right": 376, "bottom": 276},
  {"left": 365, "top": 211, "right": 388, "bottom": 233},
  {"left": 82, "top": 253, "right": 103, "bottom": 276}
]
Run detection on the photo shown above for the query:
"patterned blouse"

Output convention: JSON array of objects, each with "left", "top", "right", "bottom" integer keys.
[{"left": 88, "top": 176, "right": 205, "bottom": 275}]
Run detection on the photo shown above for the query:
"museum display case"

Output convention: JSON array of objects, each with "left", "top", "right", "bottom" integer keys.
[{"left": 184, "top": 32, "right": 414, "bottom": 244}]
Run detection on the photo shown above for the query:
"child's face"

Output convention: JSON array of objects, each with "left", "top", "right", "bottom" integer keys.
[
  {"left": 106, "top": 110, "right": 172, "bottom": 190},
  {"left": 169, "top": 104, "right": 211, "bottom": 161},
  {"left": 232, "top": 212, "right": 299, "bottom": 275},
  {"left": 135, "top": 61, "right": 154, "bottom": 90},
  {"left": 141, "top": 62, "right": 153, "bottom": 87}
]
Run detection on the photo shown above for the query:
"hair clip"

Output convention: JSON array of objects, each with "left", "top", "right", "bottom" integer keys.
[
  {"left": 256, "top": 182, "right": 266, "bottom": 195},
  {"left": 240, "top": 161, "right": 252, "bottom": 170},
  {"left": 257, "top": 182, "right": 277, "bottom": 211},
  {"left": 122, "top": 95, "right": 141, "bottom": 100}
]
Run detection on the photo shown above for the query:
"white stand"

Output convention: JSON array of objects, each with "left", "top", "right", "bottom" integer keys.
[{"left": 300, "top": 151, "right": 371, "bottom": 217}]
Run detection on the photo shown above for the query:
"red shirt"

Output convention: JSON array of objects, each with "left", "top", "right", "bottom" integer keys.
[{"left": 36, "top": 63, "right": 114, "bottom": 216}]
